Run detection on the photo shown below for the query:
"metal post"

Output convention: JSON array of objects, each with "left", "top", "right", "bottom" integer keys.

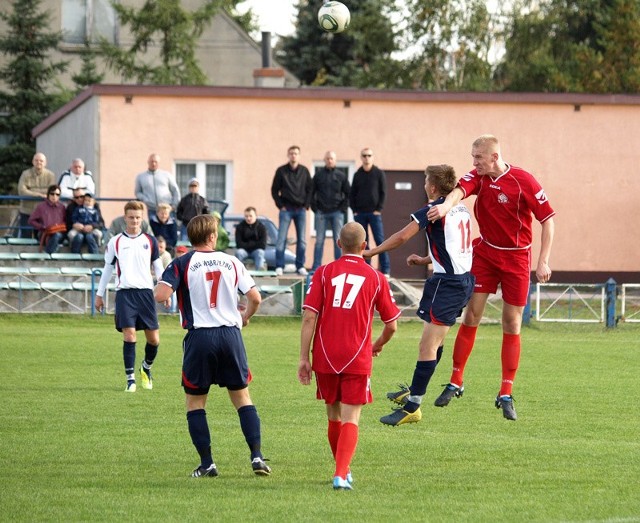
[{"left": 605, "top": 278, "right": 617, "bottom": 328}]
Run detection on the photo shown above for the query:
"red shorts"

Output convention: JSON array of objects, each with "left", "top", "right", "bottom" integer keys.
[
  {"left": 471, "top": 240, "right": 531, "bottom": 307},
  {"left": 315, "top": 372, "right": 372, "bottom": 405}
]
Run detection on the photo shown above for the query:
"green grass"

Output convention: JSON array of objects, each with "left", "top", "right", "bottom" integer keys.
[{"left": 1, "top": 315, "right": 639, "bottom": 522}]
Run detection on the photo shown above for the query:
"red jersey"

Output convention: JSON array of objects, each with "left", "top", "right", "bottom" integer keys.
[
  {"left": 458, "top": 164, "right": 555, "bottom": 250},
  {"left": 303, "top": 255, "right": 401, "bottom": 375}
]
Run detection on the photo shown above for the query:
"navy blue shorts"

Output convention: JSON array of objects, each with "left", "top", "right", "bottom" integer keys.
[
  {"left": 416, "top": 273, "right": 475, "bottom": 326},
  {"left": 114, "top": 288, "right": 159, "bottom": 332},
  {"left": 181, "top": 326, "right": 250, "bottom": 395}
]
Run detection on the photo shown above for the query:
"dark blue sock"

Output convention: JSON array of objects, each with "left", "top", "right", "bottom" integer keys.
[
  {"left": 187, "top": 409, "right": 213, "bottom": 467},
  {"left": 409, "top": 360, "right": 437, "bottom": 397},
  {"left": 144, "top": 342, "right": 158, "bottom": 365},
  {"left": 436, "top": 345, "right": 444, "bottom": 364},
  {"left": 238, "top": 405, "right": 262, "bottom": 460},
  {"left": 123, "top": 341, "right": 136, "bottom": 376}
]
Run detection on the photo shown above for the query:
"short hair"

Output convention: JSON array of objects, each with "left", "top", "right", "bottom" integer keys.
[
  {"left": 188, "top": 214, "right": 217, "bottom": 246},
  {"left": 339, "top": 222, "right": 366, "bottom": 253},
  {"left": 156, "top": 235, "right": 166, "bottom": 244},
  {"left": 124, "top": 200, "right": 144, "bottom": 214},
  {"left": 244, "top": 206, "right": 257, "bottom": 214},
  {"left": 47, "top": 184, "right": 60, "bottom": 195},
  {"left": 425, "top": 165, "right": 457, "bottom": 195},
  {"left": 288, "top": 145, "right": 300, "bottom": 154},
  {"left": 156, "top": 202, "right": 172, "bottom": 213},
  {"left": 472, "top": 134, "right": 500, "bottom": 153}
]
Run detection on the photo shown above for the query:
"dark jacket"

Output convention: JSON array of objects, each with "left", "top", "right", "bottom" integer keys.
[
  {"left": 349, "top": 165, "right": 386, "bottom": 213},
  {"left": 177, "top": 193, "right": 210, "bottom": 225},
  {"left": 311, "top": 167, "right": 350, "bottom": 213},
  {"left": 150, "top": 214, "right": 178, "bottom": 248},
  {"left": 271, "top": 163, "right": 312, "bottom": 209},
  {"left": 235, "top": 220, "right": 268, "bottom": 252},
  {"left": 71, "top": 205, "right": 104, "bottom": 229}
]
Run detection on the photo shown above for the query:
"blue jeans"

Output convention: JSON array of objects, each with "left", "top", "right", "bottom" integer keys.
[
  {"left": 236, "top": 248, "right": 266, "bottom": 271},
  {"left": 312, "top": 210, "right": 344, "bottom": 270},
  {"left": 71, "top": 232, "right": 99, "bottom": 254},
  {"left": 42, "top": 232, "right": 64, "bottom": 254},
  {"left": 276, "top": 208, "right": 306, "bottom": 270},
  {"left": 354, "top": 212, "right": 390, "bottom": 274}
]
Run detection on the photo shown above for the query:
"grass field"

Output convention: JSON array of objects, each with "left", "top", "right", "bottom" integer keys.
[{"left": 1, "top": 314, "right": 639, "bottom": 522}]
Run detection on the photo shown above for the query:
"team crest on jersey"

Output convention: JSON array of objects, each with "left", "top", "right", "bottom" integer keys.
[
  {"left": 535, "top": 188, "right": 548, "bottom": 204},
  {"left": 497, "top": 192, "right": 508, "bottom": 204},
  {"left": 143, "top": 244, "right": 149, "bottom": 249}
]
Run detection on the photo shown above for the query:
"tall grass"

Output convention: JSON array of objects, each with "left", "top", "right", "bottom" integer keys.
[{"left": 1, "top": 315, "right": 638, "bottom": 522}]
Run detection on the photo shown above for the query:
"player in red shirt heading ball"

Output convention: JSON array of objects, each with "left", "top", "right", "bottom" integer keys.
[
  {"left": 298, "top": 222, "right": 401, "bottom": 490},
  {"left": 427, "top": 135, "right": 555, "bottom": 421}
]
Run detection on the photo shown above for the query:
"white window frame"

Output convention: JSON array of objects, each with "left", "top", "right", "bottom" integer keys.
[
  {"left": 174, "top": 160, "right": 233, "bottom": 209},
  {"left": 61, "top": 0, "right": 118, "bottom": 46}
]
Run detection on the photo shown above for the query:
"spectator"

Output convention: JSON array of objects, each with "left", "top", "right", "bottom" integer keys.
[
  {"left": 176, "top": 178, "right": 209, "bottom": 240},
  {"left": 69, "top": 193, "right": 104, "bottom": 254},
  {"left": 105, "top": 213, "right": 154, "bottom": 244},
  {"left": 349, "top": 147, "right": 390, "bottom": 276},
  {"left": 311, "top": 151, "right": 350, "bottom": 272},
  {"left": 134, "top": 153, "right": 180, "bottom": 219},
  {"left": 212, "top": 211, "right": 230, "bottom": 252},
  {"left": 156, "top": 236, "right": 173, "bottom": 268},
  {"left": 271, "top": 145, "right": 312, "bottom": 276},
  {"left": 150, "top": 203, "right": 178, "bottom": 253},
  {"left": 27, "top": 184, "right": 67, "bottom": 254},
  {"left": 17, "top": 152, "right": 56, "bottom": 238},
  {"left": 235, "top": 206, "right": 268, "bottom": 271},
  {"left": 58, "top": 158, "right": 95, "bottom": 200},
  {"left": 175, "top": 245, "right": 189, "bottom": 256}
]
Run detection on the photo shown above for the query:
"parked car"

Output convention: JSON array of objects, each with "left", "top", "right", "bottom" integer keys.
[{"left": 223, "top": 214, "right": 295, "bottom": 270}]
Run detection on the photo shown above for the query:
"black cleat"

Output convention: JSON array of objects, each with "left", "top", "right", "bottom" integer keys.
[
  {"left": 386, "top": 384, "right": 410, "bottom": 405},
  {"left": 251, "top": 457, "right": 272, "bottom": 476},
  {"left": 495, "top": 395, "right": 517, "bottom": 421},
  {"left": 434, "top": 383, "right": 464, "bottom": 407},
  {"left": 191, "top": 463, "right": 218, "bottom": 478},
  {"left": 380, "top": 407, "right": 422, "bottom": 426}
]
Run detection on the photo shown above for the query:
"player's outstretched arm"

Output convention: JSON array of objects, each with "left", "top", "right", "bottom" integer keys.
[
  {"left": 536, "top": 217, "right": 555, "bottom": 283},
  {"left": 372, "top": 320, "right": 398, "bottom": 357},
  {"left": 426, "top": 186, "right": 463, "bottom": 221},
  {"left": 364, "top": 221, "right": 420, "bottom": 258},
  {"left": 298, "top": 309, "right": 317, "bottom": 385},
  {"left": 407, "top": 253, "right": 431, "bottom": 266}
]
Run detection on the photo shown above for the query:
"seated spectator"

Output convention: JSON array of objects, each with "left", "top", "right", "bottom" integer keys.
[
  {"left": 156, "top": 236, "right": 173, "bottom": 268},
  {"left": 175, "top": 245, "right": 189, "bottom": 256},
  {"left": 235, "top": 206, "right": 267, "bottom": 270},
  {"left": 27, "top": 184, "right": 67, "bottom": 254},
  {"left": 150, "top": 202, "right": 178, "bottom": 253},
  {"left": 212, "top": 210, "right": 230, "bottom": 251},
  {"left": 58, "top": 158, "right": 95, "bottom": 200},
  {"left": 104, "top": 213, "right": 153, "bottom": 244},
  {"left": 176, "top": 178, "right": 209, "bottom": 240},
  {"left": 69, "top": 193, "right": 104, "bottom": 254}
]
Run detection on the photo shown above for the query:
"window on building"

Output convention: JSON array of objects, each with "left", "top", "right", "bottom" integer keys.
[
  {"left": 62, "top": 0, "right": 117, "bottom": 44},
  {"left": 175, "top": 161, "right": 232, "bottom": 215}
]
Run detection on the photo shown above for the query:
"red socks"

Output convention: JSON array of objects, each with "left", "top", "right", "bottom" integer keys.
[
  {"left": 450, "top": 324, "right": 478, "bottom": 386},
  {"left": 334, "top": 422, "right": 358, "bottom": 480},
  {"left": 327, "top": 419, "right": 341, "bottom": 459},
  {"left": 500, "top": 333, "right": 521, "bottom": 396}
]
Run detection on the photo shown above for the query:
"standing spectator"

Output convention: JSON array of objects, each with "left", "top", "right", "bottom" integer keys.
[
  {"left": 69, "top": 193, "right": 104, "bottom": 254},
  {"left": 58, "top": 158, "right": 95, "bottom": 200},
  {"left": 363, "top": 165, "right": 475, "bottom": 426},
  {"left": 17, "top": 152, "right": 56, "bottom": 238},
  {"left": 134, "top": 153, "right": 180, "bottom": 219},
  {"left": 28, "top": 185, "right": 67, "bottom": 254},
  {"left": 427, "top": 135, "right": 556, "bottom": 421},
  {"left": 176, "top": 178, "right": 209, "bottom": 240},
  {"left": 349, "top": 147, "right": 390, "bottom": 276},
  {"left": 298, "top": 222, "right": 400, "bottom": 490},
  {"left": 150, "top": 203, "right": 178, "bottom": 253},
  {"left": 271, "top": 145, "right": 312, "bottom": 276},
  {"left": 154, "top": 215, "right": 271, "bottom": 478},
  {"left": 311, "top": 151, "right": 350, "bottom": 272},
  {"left": 95, "top": 201, "right": 165, "bottom": 393},
  {"left": 235, "top": 206, "right": 268, "bottom": 271}
]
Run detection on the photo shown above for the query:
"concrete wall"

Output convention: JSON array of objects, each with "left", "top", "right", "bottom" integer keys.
[{"left": 33, "top": 87, "right": 640, "bottom": 277}]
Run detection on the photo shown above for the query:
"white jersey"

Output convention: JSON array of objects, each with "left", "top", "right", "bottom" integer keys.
[{"left": 160, "top": 249, "right": 256, "bottom": 329}]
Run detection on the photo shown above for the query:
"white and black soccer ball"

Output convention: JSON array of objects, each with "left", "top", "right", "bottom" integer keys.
[{"left": 318, "top": 1, "right": 350, "bottom": 34}]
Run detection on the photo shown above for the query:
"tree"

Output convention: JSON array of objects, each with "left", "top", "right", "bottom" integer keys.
[
  {"left": 276, "top": 0, "right": 401, "bottom": 88},
  {"left": 0, "top": 0, "right": 68, "bottom": 194},
  {"left": 99, "top": 0, "right": 246, "bottom": 85},
  {"left": 72, "top": 42, "right": 106, "bottom": 94}
]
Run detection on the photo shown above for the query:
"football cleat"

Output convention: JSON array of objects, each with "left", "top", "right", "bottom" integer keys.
[
  {"left": 495, "top": 395, "right": 517, "bottom": 421},
  {"left": 251, "top": 457, "right": 271, "bottom": 476},
  {"left": 379, "top": 407, "right": 422, "bottom": 427},
  {"left": 433, "top": 383, "right": 464, "bottom": 407},
  {"left": 333, "top": 476, "right": 353, "bottom": 490},
  {"left": 346, "top": 470, "right": 353, "bottom": 485},
  {"left": 386, "top": 383, "right": 410, "bottom": 405},
  {"left": 140, "top": 365, "right": 153, "bottom": 390},
  {"left": 191, "top": 463, "right": 218, "bottom": 478},
  {"left": 125, "top": 380, "right": 136, "bottom": 393}
]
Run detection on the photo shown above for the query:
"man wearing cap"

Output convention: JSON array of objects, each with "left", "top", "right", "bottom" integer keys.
[
  {"left": 177, "top": 178, "right": 210, "bottom": 241},
  {"left": 134, "top": 153, "right": 181, "bottom": 219},
  {"left": 69, "top": 192, "right": 104, "bottom": 254}
]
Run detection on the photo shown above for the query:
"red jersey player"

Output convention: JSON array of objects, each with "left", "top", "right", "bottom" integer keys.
[
  {"left": 427, "top": 135, "right": 555, "bottom": 421},
  {"left": 298, "top": 222, "right": 401, "bottom": 490}
]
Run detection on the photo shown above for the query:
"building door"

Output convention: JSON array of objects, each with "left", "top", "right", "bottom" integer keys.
[{"left": 383, "top": 170, "right": 429, "bottom": 280}]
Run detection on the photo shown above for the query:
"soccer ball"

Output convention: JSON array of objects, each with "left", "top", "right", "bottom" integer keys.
[{"left": 318, "top": 1, "right": 350, "bottom": 34}]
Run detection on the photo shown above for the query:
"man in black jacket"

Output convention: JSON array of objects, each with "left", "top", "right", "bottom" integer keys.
[
  {"left": 271, "top": 145, "right": 312, "bottom": 276},
  {"left": 349, "top": 147, "right": 390, "bottom": 276},
  {"left": 311, "top": 151, "right": 350, "bottom": 272},
  {"left": 235, "top": 207, "right": 268, "bottom": 270}
]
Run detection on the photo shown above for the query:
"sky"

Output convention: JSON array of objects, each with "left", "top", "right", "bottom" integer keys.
[{"left": 236, "top": 0, "right": 297, "bottom": 38}]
